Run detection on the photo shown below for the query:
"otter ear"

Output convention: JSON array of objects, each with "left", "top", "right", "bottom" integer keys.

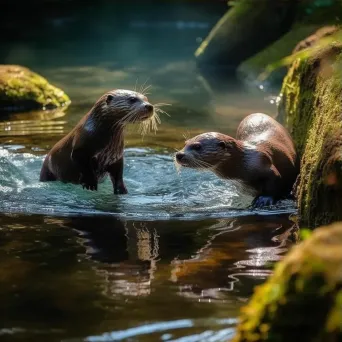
[{"left": 106, "top": 94, "right": 114, "bottom": 105}]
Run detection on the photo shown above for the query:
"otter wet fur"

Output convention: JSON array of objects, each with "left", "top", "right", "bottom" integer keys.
[
  {"left": 175, "top": 113, "right": 299, "bottom": 208},
  {"left": 40, "top": 89, "right": 163, "bottom": 194}
]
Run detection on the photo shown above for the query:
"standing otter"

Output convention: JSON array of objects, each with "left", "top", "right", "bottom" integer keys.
[
  {"left": 175, "top": 113, "right": 298, "bottom": 207},
  {"left": 40, "top": 89, "right": 157, "bottom": 194}
]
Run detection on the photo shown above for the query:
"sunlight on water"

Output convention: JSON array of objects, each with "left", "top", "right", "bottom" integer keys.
[
  {"left": 0, "top": 147, "right": 295, "bottom": 219},
  {"left": 82, "top": 318, "right": 237, "bottom": 342}
]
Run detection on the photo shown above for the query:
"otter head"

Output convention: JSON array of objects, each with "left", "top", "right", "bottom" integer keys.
[
  {"left": 103, "top": 89, "right": 154, "bottom": 124},
  {"left": 175, "top": 132, "right": 242, "bottom": 173}
]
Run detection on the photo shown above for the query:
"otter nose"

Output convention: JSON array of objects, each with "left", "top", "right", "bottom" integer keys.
[
  {"left": 144, "top": 104, "right": 153, "bottom": 111},
  {"left": 176, "top": 152, "right": 185, "bottom": 161}
]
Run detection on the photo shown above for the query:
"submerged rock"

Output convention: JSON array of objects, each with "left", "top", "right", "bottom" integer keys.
[
  {"left": 0, "top": 65, "right": 70, "bottom": 113},
  {"left": 233, "top": 222, "right": 342, "bottom": 342},
  {"left": 278, "top": 33, "right": 342, "bottom": 227}
]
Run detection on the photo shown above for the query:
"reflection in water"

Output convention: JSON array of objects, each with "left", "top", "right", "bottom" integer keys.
[
  {"left": 84, "top": 318, "right": 236, "bottom": 342},
  {"left": 97, "top": 223, "right": 160, "bottom": 298},
  {"left": 170, "top": 215, "right": 297, "bottom": 302},
  {"left": 68, "top": 214, "right": 298, "bottom": 304},
  {"left": 0, "top": 210, "right": 296, "bottom": 341},
  {"left": 67, "top": 214, "right": 296, "bottom": 341}
]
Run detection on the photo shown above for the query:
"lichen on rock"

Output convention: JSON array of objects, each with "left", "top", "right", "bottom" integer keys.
[
  {"left": 0, "top": 65, "right": 70, "bottom": 113},
  {"left": 232, "top": 222, "right": 342, "bottom": 342}
]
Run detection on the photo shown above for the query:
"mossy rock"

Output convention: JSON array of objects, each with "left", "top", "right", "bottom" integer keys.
[
  {"left": 233, "top": 222, "right": 342, "bottom": 342},
  {"left": 278, "top": 34, "right": 342, "bottom": 227},
  {"left": 0, "top": 65, "right": 70, "bottom": 113},
  {"left": 195, "top": 0, "right": 297, "bottom": 69}
]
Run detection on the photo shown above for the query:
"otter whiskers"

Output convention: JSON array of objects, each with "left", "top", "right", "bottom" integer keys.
[
  {"left": 138, "top": 102, "right": 171, "bottom": 136},
  {"left": 139, "top": 79, "right": 151, "bottom": 96},
  {"left": 175, "top": 154, "right": 223, "bottom": 178},
  {"left": 115, "top": 109, "right": 140, "bottom": 126}
]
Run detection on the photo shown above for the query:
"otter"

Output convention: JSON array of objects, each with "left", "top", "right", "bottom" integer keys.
[
  {"left": 175, "top": 113, "right": 298, "bottom": 207},
  {"left": 40, "top": 89, "right": 157, "bottom": 194}
]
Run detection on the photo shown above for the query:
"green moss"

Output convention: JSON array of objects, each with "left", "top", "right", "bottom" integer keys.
[
  {"left": 278, "top": 40, "right": 342, "bottom": 227},
  {"left": 233, "top": 222, "right": 342, "bottom": 342},
  {"left": 0, "top": 65, "right": 70, "bottom": 112}
]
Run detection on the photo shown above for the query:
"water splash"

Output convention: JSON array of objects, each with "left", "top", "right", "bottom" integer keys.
[{"left": 0, "top": 147, "right": 295, "bottom": 220}]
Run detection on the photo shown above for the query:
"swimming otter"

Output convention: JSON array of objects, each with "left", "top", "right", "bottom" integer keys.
[
  {"left": 40, "top": 89, "right": 157, "bottom": 194},
  {"left": 175, "top": 113, "right": 298, "bottom": 207}
]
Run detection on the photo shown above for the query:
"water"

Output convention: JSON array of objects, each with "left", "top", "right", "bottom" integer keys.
[{"left": 0, "top": 2, "right": 297, "bottom": 341}]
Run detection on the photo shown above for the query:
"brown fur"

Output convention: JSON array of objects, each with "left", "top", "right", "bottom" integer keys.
[
  {"left": 40, "top": 89, "right": 154, "bottom": 194},
  {"left": 176, "top": 113, "right": 299, "bottom": 207}
]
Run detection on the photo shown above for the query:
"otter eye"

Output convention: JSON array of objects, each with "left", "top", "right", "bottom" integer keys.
[
  {"left": 106, "top": 94, "right": 114, "bottom": 105},
  {"left": 191, "top": 143, "right": 201, "bottom": 151},
  {"left": 128, "top": 96, "right": 138, "bottom": 104},
  {"left": 218, "top": 141, "right": 226, "bottom": 148}
]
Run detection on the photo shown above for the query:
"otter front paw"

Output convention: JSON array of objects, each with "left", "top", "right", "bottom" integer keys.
[
  {"left": 114, "top": 181, "right": 128, "bottom": 195},
  {"left": 80, "top": 173, "right": 98, "bottom": 191},
  {"left": 252, "top": 196, "right": 275, "bottom": 208}
]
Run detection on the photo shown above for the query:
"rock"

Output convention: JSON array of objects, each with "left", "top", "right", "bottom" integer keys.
[
  {"left": 237, "top": 0, "right": 342, "bottom": 87},
  {"left": 0, "top": 65, "right": 70, "bottom": 113},
  {"left": 278, "top": 33, "right": 342, "bottom": 227},
  {"left": 292, "top": 25, "right": 339, "bottom": 54},
  {"left": 232, "top": 222, "right": 342, "bottom": 342},
  {"left": 195, "top": 0, "right": 297, "bottom": 71}
]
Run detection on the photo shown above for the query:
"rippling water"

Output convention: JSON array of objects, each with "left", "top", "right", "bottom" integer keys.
[
  {"left": 0, "top": 146, "right": 295, "bottom": 220},
  {"left": 0, "top": 1, "right": 297, "bottom": 341}
]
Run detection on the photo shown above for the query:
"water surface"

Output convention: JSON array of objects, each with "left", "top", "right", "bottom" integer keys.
[{"left": 0, "top": 2, "right": 296, "bottom": 341}]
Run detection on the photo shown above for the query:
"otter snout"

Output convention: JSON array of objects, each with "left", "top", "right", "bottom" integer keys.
[
  {"left": 144, "top": 103, "right": 153, "bottom": 112},
  {"left": 139, "top": 102, "right": 154, "bottom": 120}
]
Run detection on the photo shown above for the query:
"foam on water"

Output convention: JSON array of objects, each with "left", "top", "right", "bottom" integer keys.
[{"left": 0, "top": 147, "right": 295, "bottom": 220}]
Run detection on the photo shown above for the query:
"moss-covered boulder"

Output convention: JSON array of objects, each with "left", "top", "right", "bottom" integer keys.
[
  {"left": 195, "top": 0, "right": 297, "bottom": 69},
  {"left": 277, "top": 33, "right": 342, "bottom": 227},
  {"left": 233, "top": 222, "right": 342, "bottom": 342},
  {"left": 0, "top": 65, "right": 70, "bottom": 113}
]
